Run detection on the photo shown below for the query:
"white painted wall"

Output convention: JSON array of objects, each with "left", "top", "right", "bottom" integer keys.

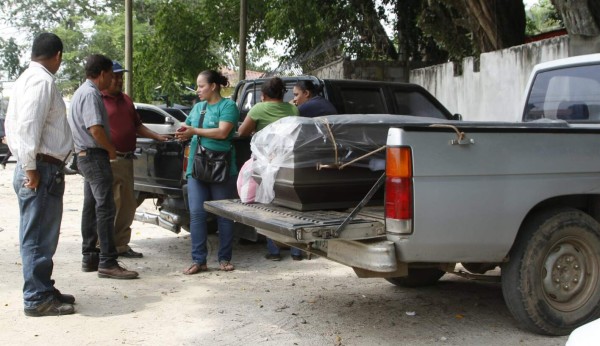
[{"left": 410, "top": 36, "right": 570, "bottom": 121}]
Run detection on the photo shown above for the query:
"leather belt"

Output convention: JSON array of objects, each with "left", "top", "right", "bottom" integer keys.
[
  {"left": 78, "top": 148, "right": 108, "bottom": 156},
  {"left": 36, "top": 153, "right": 64, "bottom": 166},
  {"left": 116, "top": 151, "right": 135, "bottom": 159}
]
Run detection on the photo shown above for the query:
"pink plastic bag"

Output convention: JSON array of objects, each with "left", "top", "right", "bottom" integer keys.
[{"left": 237, "top": 158, "right": 257, "bottom": 203}]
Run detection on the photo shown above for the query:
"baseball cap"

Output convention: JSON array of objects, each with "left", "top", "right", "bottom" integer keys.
[{"left": 112, "top": 61, "right": 128, "bottom": 73}]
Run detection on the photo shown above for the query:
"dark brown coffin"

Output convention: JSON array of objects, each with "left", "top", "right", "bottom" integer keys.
[{"left": 251, "top": 114, "right": 446, "bottom": 211}]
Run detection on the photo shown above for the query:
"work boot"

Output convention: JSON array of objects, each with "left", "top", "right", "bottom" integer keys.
[
  {"left": 24, "top": 297, "right": 75, "bottom": 317},
  {"left": 98, "top": 263, "right": 139, "bottom": 279},
  {"left": 82, "top": 252, "right": 99, "bottom": 272},
  {"left": 53, "top": 288, "right": 75, "bottom": 304}
]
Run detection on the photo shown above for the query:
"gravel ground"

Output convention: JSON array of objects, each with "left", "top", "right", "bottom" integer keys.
[{"left": 0, "top": 163, "right": 569, "bottom": 345}]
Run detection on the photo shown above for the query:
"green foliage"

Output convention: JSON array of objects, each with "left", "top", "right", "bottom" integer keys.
[
  {"left": 526, "top": 0, "right": 563, "bottom": 35},
  {"left": 0, "top": 38, "right": 25, "bottom": 79},
  {"left": 1, "top": 0, "right": 119, "bottom": 35},
  {"left": 53, "top": 22, "right": 87, "bottom": 94},
  {"left": 133, "top": 0, "right": 225, "bottom": 104},
  {"left": 417, "top": 0, "right": 476, "bottom": 61},
  {"left": 0, "top": 0, "right": 545, "bottom": 102}
]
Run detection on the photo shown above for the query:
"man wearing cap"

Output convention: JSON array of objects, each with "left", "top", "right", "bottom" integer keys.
[{"left": 103, "top": 61, "right": 169, "bottom": 258}]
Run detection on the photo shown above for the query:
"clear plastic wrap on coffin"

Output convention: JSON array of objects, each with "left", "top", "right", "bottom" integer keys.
[{"left": 250, "top": 114, "right": 449, "bottom": 210}]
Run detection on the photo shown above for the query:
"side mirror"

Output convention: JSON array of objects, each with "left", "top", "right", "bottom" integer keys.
[
  {"left": 165, "top": 116, "right": 175, "bottom": 125},
  {"left": 451, "top": 113, "right": 462, "bottom": 121}
]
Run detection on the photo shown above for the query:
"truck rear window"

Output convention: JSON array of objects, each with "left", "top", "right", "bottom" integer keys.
[{"left": 339, "top": 87, "right": 387, "bottom": 113}]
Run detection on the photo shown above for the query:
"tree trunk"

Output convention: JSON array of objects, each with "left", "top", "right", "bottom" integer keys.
[
  {"left": 349, "top": 0, "right": 399, "bottom": 60},
  {"left": 551, "top": 0, "right": 600, "bottom": 36},
  {"left": 463, "top": 0, "right": 526, "bottom": 52}
]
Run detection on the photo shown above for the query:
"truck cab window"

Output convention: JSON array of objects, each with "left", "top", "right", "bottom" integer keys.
[{"left": 524, "top": 64, "right": 600, "bottom": 122}]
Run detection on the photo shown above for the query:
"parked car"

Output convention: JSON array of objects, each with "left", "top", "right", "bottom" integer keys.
[
  {"left": 134, "top": 103, "right": 188, "bottom": 134},
  {"left": 158, "top": 105, "right": 192, "bottom": 122}
]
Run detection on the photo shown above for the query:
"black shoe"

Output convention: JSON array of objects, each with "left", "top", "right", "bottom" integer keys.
[
  {"left": 53, "top": 288, "right": 75, "bottom": 304},
  {"left": 82, "top": 253, "right": 99, "bottom": 272},
  {"left": 119, "top": 248, "right": 143, "bottom": 258},
  {"left": 265, "top": 253, "right": 281, "bottom": 261},
  {"left": 291, "top": 254, "right": 303, "bottom": 261},
  {"left": 98, "top": 263, "right": 139, "bottom": 279},
  {"left": 24, "top": 298, "right": 75, "bottom": 317}
]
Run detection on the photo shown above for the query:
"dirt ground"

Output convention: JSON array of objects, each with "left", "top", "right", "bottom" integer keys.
[{"left": 0, "top": 162, "right": 569, "bottom": 346}]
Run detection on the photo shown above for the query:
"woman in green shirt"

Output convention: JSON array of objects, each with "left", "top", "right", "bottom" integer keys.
[
  {"left": 175, "top": 70, "right": 240, "bottom": 274},
  {"left": 238, "top": 77, "right": 299, "bottom": 136},
  {"left": 238, "top": 77, "right": 303, "bottom": 261}
]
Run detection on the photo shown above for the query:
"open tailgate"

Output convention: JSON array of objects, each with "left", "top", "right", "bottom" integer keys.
[{"left": 204, "top": 199, "right": 385, "bottom": 241}]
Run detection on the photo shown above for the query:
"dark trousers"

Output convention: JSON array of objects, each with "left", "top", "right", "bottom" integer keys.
[{"left": 77, "top": 150, "right": 118, "bottom": 268}]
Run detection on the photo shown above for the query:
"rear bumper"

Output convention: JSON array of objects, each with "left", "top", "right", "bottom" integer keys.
[
  {"left": 134, "top": 209, "right": 183, "bottom": 234},
  {"left": 260, "top": 228, "right": 399, "bottom": 274}
]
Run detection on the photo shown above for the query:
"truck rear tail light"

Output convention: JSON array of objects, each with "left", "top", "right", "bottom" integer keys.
[
  {"left": 385, "top": 147, "right": 413, "bottom": 234},
  {"left": 183, "top": 145, "right": 190, "bottom": 173}
]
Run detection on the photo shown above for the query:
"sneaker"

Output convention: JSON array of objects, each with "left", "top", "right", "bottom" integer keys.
[
  {"left": 265, "top": 253, "right": 282, "bottom": 261},
  {"left": 98, "top": 263, "right": 139, "bottom": 279},
  {"left": 24, "top": 297, "right": 75, "bottom": 317},
  {"left": 291, "top": 254, "right": 303, "bottom": 261}
]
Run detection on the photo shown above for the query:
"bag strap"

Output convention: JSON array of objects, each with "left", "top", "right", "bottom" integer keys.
[
  {"left": 193, "top": 101, "right": 232, "bottom": 152},
  {"left": 194, "top": 102, "right": 208, "bottom": 129}
]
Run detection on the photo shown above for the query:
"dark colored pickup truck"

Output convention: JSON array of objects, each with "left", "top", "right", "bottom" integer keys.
[{"left": 133, "top": 76, "right": 458, "bottom": 235}]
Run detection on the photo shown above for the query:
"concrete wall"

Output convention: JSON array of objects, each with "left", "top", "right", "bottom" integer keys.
[
  {"left": 410, "top": 36, "right": 570, "bottom": 121},
  {"left": 313, "top": 59, "right": 408, "bottom": 82}
]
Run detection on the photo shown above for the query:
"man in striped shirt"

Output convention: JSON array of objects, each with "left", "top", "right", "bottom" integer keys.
[{"left": 5, "top": 33, "right": 75, "bottom": 317}]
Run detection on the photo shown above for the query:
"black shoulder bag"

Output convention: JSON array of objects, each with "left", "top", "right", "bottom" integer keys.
[{"left": 191, "top": 102, "right": 231, "bottom": 183}]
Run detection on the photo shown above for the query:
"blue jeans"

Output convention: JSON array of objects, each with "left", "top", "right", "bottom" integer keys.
[
  {"left": 267, "top": 238, "right": 302, "bottom": 257},
  {"left": 77, "top": 150, "right": 118, "bottom": 268},
  {"left": 13, "top": 162, "right": 64, "bottom": 309},
  {"left": 187, "top": 176, "right": 236, "bottom": 264}
]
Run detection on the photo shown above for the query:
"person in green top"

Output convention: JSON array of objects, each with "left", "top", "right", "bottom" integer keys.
[
  {"left": 238, "top": 77, "right": 304, "bottom": 261},
  {"left": 238, "top": 77, "right": 299, "bottom": 136},
  {"left": 175, "top": 70, "right": 240, "bottom": 275}
]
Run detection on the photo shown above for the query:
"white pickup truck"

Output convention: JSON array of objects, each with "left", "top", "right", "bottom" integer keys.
[{"left": 205, "top": 54, "right": 600, "bottom": 335}]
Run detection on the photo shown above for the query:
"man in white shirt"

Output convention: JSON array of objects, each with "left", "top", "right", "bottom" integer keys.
[{"left": 5, "top": 33, "right": 75, "bottom": 317}]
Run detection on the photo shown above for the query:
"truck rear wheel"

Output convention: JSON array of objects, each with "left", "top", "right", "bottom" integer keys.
[
  {"left": 385, "top": 268, "right": 445, "bottom": 287},
  {"left": 501, "top": 208, "right": 600, "bottom": 335}
]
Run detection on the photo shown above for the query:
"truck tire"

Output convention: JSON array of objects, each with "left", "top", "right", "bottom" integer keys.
[
  {"left": 385, "top": 268, "right": 445, "bottom": 287},
  {"left": 501, "top": 208, "right": 600, "bottom": 336}
]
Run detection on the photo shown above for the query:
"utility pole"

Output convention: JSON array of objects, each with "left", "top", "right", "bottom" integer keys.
[
  {"left": 125, "top": 0, "right": 133, "bottom": 96},
  {"left": 239, "top": 0, "right": 247, "bottom": 82}
]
